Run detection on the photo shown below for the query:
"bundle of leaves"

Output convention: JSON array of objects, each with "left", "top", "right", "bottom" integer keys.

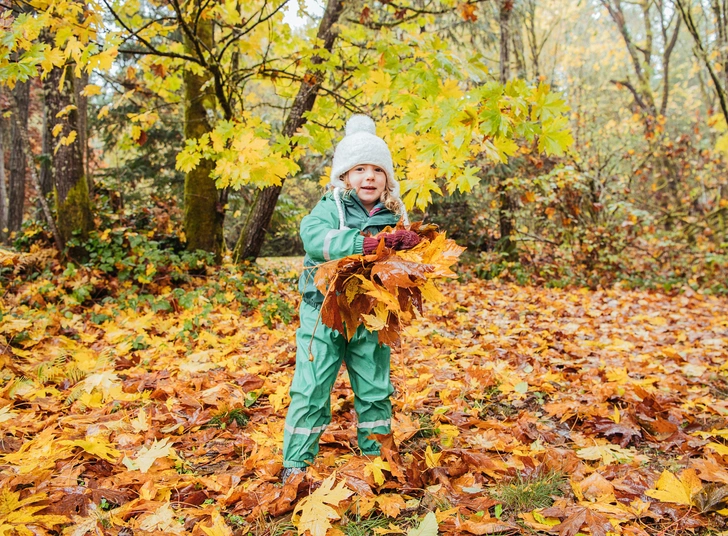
[{"left": 314, "top": 222, "right": 465, "bottom": 345}]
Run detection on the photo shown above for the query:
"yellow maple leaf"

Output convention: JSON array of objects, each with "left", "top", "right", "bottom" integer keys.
[
  {"left": 366, "top": 456, "right": 391, "bottom": 486},
  {"left": 58, "top": 438, "right": 120, "bottom": 462},
  {"left": 707, "top": 442, "right": 728, "bottom": 456},
  {"left": 80, "top": 84, "right": 101, "bottom": 97},
  {"left": 130, "top": 407, "right": 150, "bottom": 433},
  {"left": 576, "top": 443, "right": 636, "bottom": 465},
  {"left": 138, "top": 503, "right": 184, "bottom": 534},
  {"left": 361, "top": 310, "right": 389, "bottom": 332},
  {"left": 425, "top": 445, "right": 441, "bottom": 468},
  {"left": 198, "top": 510, "right": 233, "bottom": 536},
  {"left": 693, "top": 429, "right": 728, "bottom": 439},
  {"left": 269, "top": 382, "right": 290, "bottom": 413},
  {"left": 419, "top": 280, "right": 445, "bottom": 303},
  {"left": 645, "top": 469, "right": 703, "bottom": 506},
  {"left": 0, "top": 489, "right": 67, "bottom": 531},
  {"left": 293, "top": 472, "right": 353, "bottom": 536},
  {"left": 122, "top": 437, "right": 176, "bottom": 473},
  {"left": 356, "top": 276, "right": 401, "bottom": 310},
  {"left": 40, "top": 47, "right": 66, "bottom": 74},
  {"left": 1, "top": 428, "right": 68, "bottom": 474}
]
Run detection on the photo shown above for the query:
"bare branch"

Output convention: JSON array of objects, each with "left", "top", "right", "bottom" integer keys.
[
  {"left": 102, "top": 0, "right": 202, "bottom": 65},
  {"left": 610, "top": 78, "right": 649, "bottom": 111},
  {"left": 660, "top": 12, "right": 681, "bottom": 115},
  {"left": 676, "top": 0, "right": 728, "bottom": 124}
]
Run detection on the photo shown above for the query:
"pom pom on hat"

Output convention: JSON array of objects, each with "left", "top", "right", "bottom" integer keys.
[{"left": 345, "top": 114, "right": 377, "bottom": 136}]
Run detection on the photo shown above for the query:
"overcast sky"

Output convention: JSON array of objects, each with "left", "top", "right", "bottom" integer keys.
[{"left": 282, "top": 0, "right": 324, "bottom": 28}]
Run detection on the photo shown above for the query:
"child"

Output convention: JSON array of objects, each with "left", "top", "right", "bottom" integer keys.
[{"left": 281, "top": 115, "right": 421, "bottom": 482}]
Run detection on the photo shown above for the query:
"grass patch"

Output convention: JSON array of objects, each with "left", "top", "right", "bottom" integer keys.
[
  {"left": 208, "top": 407, "right": 249, "bottom": 428},
  {"left": 492, "top": 470, "right": 565, "bottom": 515},
  {"left": 341, "top": 513, "right": 390, "bottom": 536},
  {"left": 413, "top": 413, "right": 439, "bottom": 439}
]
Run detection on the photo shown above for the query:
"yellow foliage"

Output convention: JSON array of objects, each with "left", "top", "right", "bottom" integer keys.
[
  {"left": 293, "top": 473, "right": 353, "bottom": 536},
  {"left": 366, "top": 456, "right": 391, "bottom": 486},
  {"left": 646, "top": 469, "right": 703, "bottom": 506},
  {"left": 0, "top": 489, "right": 67, "bottom": 534}
]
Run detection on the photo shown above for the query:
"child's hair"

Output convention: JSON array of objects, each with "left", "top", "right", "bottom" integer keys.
[{"left": 341, "top": 173, "right": 401, "bottom": 215}]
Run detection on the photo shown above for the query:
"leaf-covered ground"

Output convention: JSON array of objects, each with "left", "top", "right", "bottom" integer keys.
[{"left": 2, "top": 250, "right": 728, "bottom": 535}]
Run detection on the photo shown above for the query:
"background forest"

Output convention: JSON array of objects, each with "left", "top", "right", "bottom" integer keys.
[{"left": 0, "top": 0, "right": 726, "bottom": 291}]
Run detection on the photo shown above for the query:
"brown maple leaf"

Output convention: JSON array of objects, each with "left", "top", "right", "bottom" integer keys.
[
  {"left": 591, "top": 416, "right": 642, "bottom": 447},
  {"left": 693, "top": 483, "right": 728, "bottom": 513},
  {"left": 459, "top": 3, "right": 478, "bottom": 22},
  {"left": 692, "top": 454, "right": 728, "bottom": 485},
  {"left": 541, "top": 505, "right": 613, "bottom": 536}
]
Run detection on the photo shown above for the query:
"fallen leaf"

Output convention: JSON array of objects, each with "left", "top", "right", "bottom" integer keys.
[
  {"left": 122, "top": 437, "right": 176, "bottom": 473},
  {"left": 407, "top": 511, "right": 438, "bottom": 536},
  {"left": 377, "top": 494, "right": 406, "bottom": 518},
  {"left": 645, "top": 469, "right": 702, "bottom": 506},
  {"left": 366, "top": 456, "right": 391, "bottom": 486},
  {"left": 292, "top": 473, "right": 353, "bottom": 536}
]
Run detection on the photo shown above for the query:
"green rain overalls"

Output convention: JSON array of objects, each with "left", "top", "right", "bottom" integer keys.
[{"left": 283, "top": 188, "right": 400, "bottom": 468}]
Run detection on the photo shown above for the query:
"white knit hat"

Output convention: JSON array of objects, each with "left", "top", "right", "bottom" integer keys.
[{"left": 329, "top": 115, "right": 401, "bottom": 199}]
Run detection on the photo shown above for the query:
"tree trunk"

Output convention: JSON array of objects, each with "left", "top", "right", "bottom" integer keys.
[
  {"left": 38, "top": 97, "right": 53, "bottom": 216},
  {"left": 74, "top": 70, "right": 92, "bottom": 195},
  {"left": 511, "top": 8, "right": 528, "bottom": 80},
  {"left": 44, "top": 64, "right": 93, "bottom": 248},
  {"left": 499, "top": 0, "right": 512, "bottom": 85},
  {"left": 8, "top": 80, "right": 29, "bottom": 237},
  {"left": 496, "top": 0, "right": 517, "bottom": 261},
  {"left": 234, "top": 0, "right": 345, "bottom": 262},
  {"left": 182, "top": 19, "right": 224, "bottom": 262},
  {"left": 0, "top": 117, "right": 8, "bottom": 242},
  {"left": 11, "top": 88, "right": 64, "bottom": 253},
  {"left": 525, "top": 0, "right": 540, "bottom": 80}
]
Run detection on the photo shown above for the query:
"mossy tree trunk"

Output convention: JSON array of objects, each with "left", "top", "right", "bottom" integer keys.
[
  {"left": 233, "top": 0, "right": 344, "bottom": 262},
  {"left": 182, "top": 20, "right": 224, "bottom": 262},
  {"left": 44, "top": 63, "right": 93, "bottom": 249},
  {"left": 8, "top": 79, "right": 29, "bottom": 237},
  {"left": 38, "top": 97, "right": 53, "bottom": 218},
  {"left": 0, "top": 117, "right": 8, "bottom": 242}
]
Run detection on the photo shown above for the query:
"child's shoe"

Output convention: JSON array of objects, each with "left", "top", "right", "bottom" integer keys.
[{"left": 281, "top": 467, "right": 304, "bottom": 484}]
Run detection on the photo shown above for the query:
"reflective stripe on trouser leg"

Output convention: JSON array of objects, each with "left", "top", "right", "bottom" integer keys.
[
  {"left": 344, "top": 324, "right": 393, "bottom": 455},
  {"left": 283, "top": 301, "right": 345, "bottom": 467}
]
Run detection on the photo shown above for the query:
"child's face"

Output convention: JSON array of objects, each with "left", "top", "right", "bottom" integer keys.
[{"left": 345, "top": 164, "right": 387, "bottom": 210}]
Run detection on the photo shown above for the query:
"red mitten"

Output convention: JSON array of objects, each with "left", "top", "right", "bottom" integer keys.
[
  {"left": 363, "top": 231, "right": 421, "bottom": 254},
  {"left": 363, "top": 236, "right": 382, "bottom": 255},
  {"left": 390, "top": 230, "right": 421, "bottom": 250}
]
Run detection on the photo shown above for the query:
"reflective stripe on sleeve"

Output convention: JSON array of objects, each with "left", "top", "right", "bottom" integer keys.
[{"left": 322, "top": 228, "right": 349, "bottom": 261}]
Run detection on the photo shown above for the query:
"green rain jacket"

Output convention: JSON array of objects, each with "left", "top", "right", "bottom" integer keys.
[{"left": 299, "top": 188, "right": 401, "bottom": 308}]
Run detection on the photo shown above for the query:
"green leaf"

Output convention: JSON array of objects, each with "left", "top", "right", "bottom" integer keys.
[
  {"left": 494, "top": 136, "right": 519, "bottom": 161},
  {"left": 175, "top": 148, "right": 202, "bottom": 173},
  {"left": 407, "top": 511, "right": 438, "bottom": 536},
  {"left": 453, "top": 166, "right": 481, "bottom": 193},
  {"left": 532, "top": 83, "right": 570, "bottom": 121},
  {"left": 538, "top": 116, "right": 574, "bottom": 156}
]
